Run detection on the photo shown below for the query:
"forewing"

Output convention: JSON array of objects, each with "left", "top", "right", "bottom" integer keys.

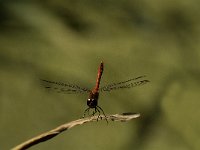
[
  {"left": 100, "top": 76, "right": 149, "bottom": 92},
  {"left": 40, "top": 79, "right": 90, "bottom": 94}
]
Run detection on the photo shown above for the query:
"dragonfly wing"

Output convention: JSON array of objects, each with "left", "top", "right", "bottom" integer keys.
[
  {"left": 40, "top": 79, "right": 91, "bottom": 94},
  {"left": 100, "top": 76, "right": 149, "bottom": 92}
]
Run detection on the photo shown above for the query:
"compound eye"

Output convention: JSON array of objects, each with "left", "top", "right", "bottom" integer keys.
[{"left": 87, "top": 98, "right": 93, "bottom": 102}]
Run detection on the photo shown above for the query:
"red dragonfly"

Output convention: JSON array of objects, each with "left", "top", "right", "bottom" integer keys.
[{"left": 41, "top": 61, "right": 149, "bottom": 121}]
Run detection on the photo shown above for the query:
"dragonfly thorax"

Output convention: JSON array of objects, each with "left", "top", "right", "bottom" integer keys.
[{"left": 87, "top": 91, "right": 99, "bottom": 108}]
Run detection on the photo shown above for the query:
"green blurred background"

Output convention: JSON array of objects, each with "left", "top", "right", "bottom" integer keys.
[{"left": 0, "top": 0, "right": 200, "bottom": 149}]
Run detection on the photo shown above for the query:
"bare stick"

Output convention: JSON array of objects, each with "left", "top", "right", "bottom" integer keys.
[{"left": 12, "top": 113, "right": 140, "bottom": 150}]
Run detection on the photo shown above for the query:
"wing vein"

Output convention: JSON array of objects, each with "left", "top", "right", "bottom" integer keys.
[
  {"left": 40, "top": 79, "right": 90, "bottom": 94},
  {"left": 100, "top": 76, "right": 149, "bottom": 92}
]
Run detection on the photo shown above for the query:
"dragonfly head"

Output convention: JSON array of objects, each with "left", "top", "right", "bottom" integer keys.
[
  {"left": 87, "top": 91, "right": 99, "bottom": 108},
  {"left": 87, "top": 98, "right": 97, "bottom": 108}
]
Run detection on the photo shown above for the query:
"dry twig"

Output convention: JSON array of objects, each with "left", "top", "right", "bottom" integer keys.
[{"left": 12, "top": 113, "right": 140, "bottom": 150}]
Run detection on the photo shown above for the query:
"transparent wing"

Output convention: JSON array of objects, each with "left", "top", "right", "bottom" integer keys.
[
  {"left": 100, "top": 76, "right": 150, "bottom": 92},
  {"left": 40, "top": 79, "right": 91, "bottom": 94}
]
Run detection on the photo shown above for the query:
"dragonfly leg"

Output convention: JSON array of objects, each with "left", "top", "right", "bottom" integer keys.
[
  {"left": 95, "top": 107, "right": 101, "bottom": 121},
  {"left": 82, "top": 106, "right": 108, "bottom": 123},
  {"left": 82, "top": 107, "right": 90, "bottom": 118},
  {"left": 92, "top": 108, "right": 97, "bottom": 116},
  {"left": 96, "top": 106, "right": 108, "bottom": 124}
]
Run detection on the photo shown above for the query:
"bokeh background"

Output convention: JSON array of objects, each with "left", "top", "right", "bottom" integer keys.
[{"left": 0, "top": 0, "right": 200, "bottom": 150}]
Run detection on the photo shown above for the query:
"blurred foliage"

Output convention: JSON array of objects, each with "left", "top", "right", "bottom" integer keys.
[{"left": 0, "top": 0, "right": 200, "bottom": 150}]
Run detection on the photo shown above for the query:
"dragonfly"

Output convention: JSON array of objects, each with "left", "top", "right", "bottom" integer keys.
[{"left": 41, "top": 61, "right": 149, "bottom": 122}]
